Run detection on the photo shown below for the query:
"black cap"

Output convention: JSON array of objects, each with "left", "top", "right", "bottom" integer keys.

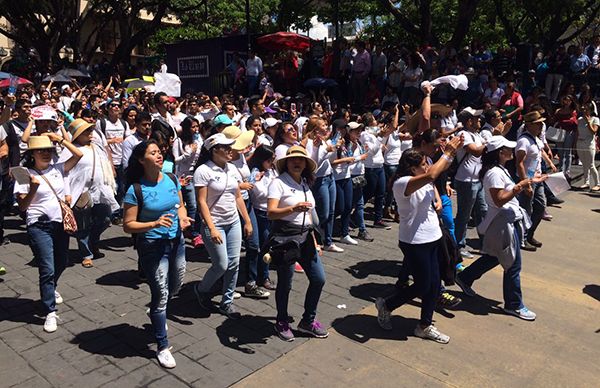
[{"left": 332, "top": 119, "right": 348, "bottom": 129}]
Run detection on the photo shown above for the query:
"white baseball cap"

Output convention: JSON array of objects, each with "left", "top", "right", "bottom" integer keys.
[
  {"left": 31, "top": 105, "right": 58, "bottom": 122},
  {"left": 203, "top": 133, "right": 236, "bottom": 150},
  {"left": 459, "top": 107, "right": 483, "bottom": 117},
  {"left": 486, "top": 135, "right": 516, "bottom": 152},
  {"left": 263, "top": 117, "right": 281, "bottom": 129}
]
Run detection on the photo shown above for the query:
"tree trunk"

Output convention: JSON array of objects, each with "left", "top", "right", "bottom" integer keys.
[{"left": 450, "top": 0, "right": 480, "bottom": 48}]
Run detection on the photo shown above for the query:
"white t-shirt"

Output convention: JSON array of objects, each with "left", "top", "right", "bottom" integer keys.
[
  {"left": 360, "top": 128, "right": 384, "bottom": 168},
  {"left": 231, "top": 154, "right": 251, "bottom": 200},
  {"left": 305, "top": 139, "right": 334, "bottom": 178},
  {"left": 392, "top": 176, "right": 442, "bottom": 244},
  {"left": 13, "top": 164, "right": 69, "bottom": 226},
  {"left": 348, "top": 142, "right": 365, "bottom": 176},
  {"left": 484, "top": 87, "right": 504, "bottom": 107},
  {"left": 194, "top": 161, "right": 240, "bottom": 226},
  {"left": 257, "top": 133, "right": 274, "bottom": 147},
  {"left": 250, "top": 168, "right": 278, "bottom": 211},
  {"left": 0, "top": 125, "right": 7, "bottom": 142},
  {"left": 577, "top": 116, "right": 599, "bottom": 143},
  {"left": 274, "top": 143, "right": 292, "bottom": 161},
  {"left": 268, "top": 172, "right": 315, "bottom": 226},
  {"left": 455, "top": 130, "right": 484, "bottom": 182},
  {"left": 478, "top": 165, "right": 522, "bottom": 234},
  {"left": 172, "top": 137, "right": 202, "bottom": 176},
  {"left": 122, "top": 133, "right": 145, "bottom": 169},
  {"left": 516, "top": 132, "right": 543, "bottom": 176},
  {"left": 96, "top": 118, "right": 131, "bottom": 165},
  {"left": 403, "top": 67, "right": 423, "bottom": 88},
  {"left": 383, "top": 131, "right": 402, "bottom": 165}
]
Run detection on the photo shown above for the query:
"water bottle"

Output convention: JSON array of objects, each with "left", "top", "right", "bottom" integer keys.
[
  {"left": 248, "top": 167, "right": 260, "bottom": 184},
  {"left": 8, "top": 75, "right": 18, "bottom": 96}
]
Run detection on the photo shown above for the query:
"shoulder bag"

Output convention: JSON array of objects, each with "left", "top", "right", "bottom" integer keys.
[{"left": 35, "top": 169, "right": 78, "bottom": 235}]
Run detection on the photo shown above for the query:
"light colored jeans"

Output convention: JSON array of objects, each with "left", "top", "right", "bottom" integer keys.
[
  {"left": 454, "top": 180, "right": 487, "bottom": 248},
  {"left": 578, "top": 140, "right": 599, "bottom": 187},
  {"left": 558, "top": 130, "right": 577, "bottom": 176},
  {"left": 545, "top": 73, "right": 563, "bottom": 102},
  {"left": 198, "top": 218, "right": 242, "bottom": 308}
]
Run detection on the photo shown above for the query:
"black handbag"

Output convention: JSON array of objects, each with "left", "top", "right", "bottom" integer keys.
[{"left": 432, "top": 202, "right": 461, "bottom": 285}]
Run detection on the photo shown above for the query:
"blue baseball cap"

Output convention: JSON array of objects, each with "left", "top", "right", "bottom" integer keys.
[{"left": 212, "top": 114, "right": 233, "bottom": 127}]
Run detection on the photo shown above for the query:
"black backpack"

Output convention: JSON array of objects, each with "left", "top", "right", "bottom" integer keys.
[
  {"left": 99, "top": 117, "right": 128, "bottom": 140},
  {"left": 131, "top": 172, "right": 178, "bottom": 249}
]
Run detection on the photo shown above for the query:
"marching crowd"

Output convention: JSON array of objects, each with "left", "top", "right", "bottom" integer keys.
[{"left": 1, "top": 38, "right": 599, "bottom": 369}]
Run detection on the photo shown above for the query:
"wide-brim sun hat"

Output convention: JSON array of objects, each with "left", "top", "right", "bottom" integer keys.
[
  {"left": 27, "top": 136, "right": 55, "bottom": 150},
  {"left": 275, "top": 145, "right": 317, "bottom": 174},
  {"left": 486, "top": 135, "right": 517, "bottom": 152},
  {"left": 68, "top": 118, "right": 95, "bottom": 142},
  {"left": 222, "top": 125, "right": 255, "bottom": 151}
]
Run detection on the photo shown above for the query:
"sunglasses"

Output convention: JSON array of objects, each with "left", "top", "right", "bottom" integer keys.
[
  {"left": 110, "top": 103, "right": 121, "bottom": 108},
  {"left": 284, "top": 126, "right": 296, "bottom": 133}
]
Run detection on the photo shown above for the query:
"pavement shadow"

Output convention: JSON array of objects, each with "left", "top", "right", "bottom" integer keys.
[
  {"left": 71, "top": 323, "right": 155, "bottom": 359},
  {"left": 452, "top": 293, "right": 504, "bottom": 317},
  {"left": 583, "top": 284, "right": 600, "bottom": 302},
  {"left": 96, "top": 269, "right": 144, "bottom": 290},
  {"left": 349, "top": 282, "right": 403, "bottom": 303},
  {"left": 346, "top": 260, "right": 402, "bottom": 280},
  {"left": 332, "top": 314, "right": 419, "bottom": 343},
  {"left": 0, "top": 297, "right": 44, "bottom": 325},
  {"left": 97, "top": 236, "right": 132, "bottom": 252},
  {"left": 216, "top": 315, "right": 273, "bottom": 354},
  {"left": 4, "top": 218, "right": 26, "bottom": 231},
  {"left": 167, "top": 282, "right": 212, "bottom": 323},
  {"left": 5, "top": 231, "right": 29, "bottom": 246},
  {"left": 184, "top": 246, "right": 211, "bottom": 263}
]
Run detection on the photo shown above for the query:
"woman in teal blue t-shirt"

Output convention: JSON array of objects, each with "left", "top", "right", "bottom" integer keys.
[{"left": 123, "top": 139, "right": 192, "bottom": 369}]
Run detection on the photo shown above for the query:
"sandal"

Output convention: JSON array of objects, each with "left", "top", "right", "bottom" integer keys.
[
  {"left": 591, "top": 186, "right": 600, "bottom": 192},
  {"left": 82, "top": 258, "right": 94, "bottom": 268}
]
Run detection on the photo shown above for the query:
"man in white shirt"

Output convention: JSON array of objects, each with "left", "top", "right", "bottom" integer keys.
[
  {"left": 95, "top": 100, "right": 130, "bottom": 223},
  {"left": 453, "top": 107, "right": 487, "bottom": 259},
  {"left": 59, "top": 85, "right": 74, "bottom": 112},
  {"left": 122, "top": 111, "right": 152, "bottom": 170},
  {"left": 246, "top": 50, "right": 263, "bottom": 96},
  {"left": 516, "top": 111, "right": 555, "bottom": 250}
]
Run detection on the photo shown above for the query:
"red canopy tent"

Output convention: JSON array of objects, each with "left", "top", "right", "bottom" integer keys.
[{"left": 256, "top": 32, "right": 311, "bottom": 52}]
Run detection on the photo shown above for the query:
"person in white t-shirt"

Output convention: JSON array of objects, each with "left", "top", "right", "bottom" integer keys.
[
  {"left": 193, "top": 133, "right": 252, "bottom": 319},
  {"left": 453, "top": 107, "right": 488, "bottom": 259},
  {"left": 267, "top": 145, "right": 328, "bottom": 341},
  {"left": 576, "top": 103, "right": 600, "bottom": 190},
  {"left": 456, "top": 136, "right": 546, "bottom": 321},
  {"left": 14, "top": 135, "right": 83, "bottom": 333},
  {"left": 516, "top": 111, "right": 556, "bottom": 250},
  {"left": 375, "top": 136, "right": 462, "bottom": 344},
  {"left": 273, "top": 122, "right": 299, "bottom": 161}
]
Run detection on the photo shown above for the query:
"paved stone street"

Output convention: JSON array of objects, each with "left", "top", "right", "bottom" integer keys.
[{"left": 1, "top": 173, "right": 599, "bottom": 387}]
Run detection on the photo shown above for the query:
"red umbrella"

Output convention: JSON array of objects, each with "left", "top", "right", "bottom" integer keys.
[
  {"left": 257, "top": 32, "right": 311, "bottom": 52},
  {"left": 0, "top": 76, "right": 33, "bottom": 89}
]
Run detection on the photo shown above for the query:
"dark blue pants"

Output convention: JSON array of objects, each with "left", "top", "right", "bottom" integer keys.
[
  {"left": 275, "top": 251, "right": 326, "bottom": 323},
  {"left": 28, "top": 221, "right": 69, "bottom": 314},
  {"left": 351, "top": 175, "right": 367, "bottom": 233},
  {"left": 364, "top": 167, "right": 386, "bottom": 223},
  {"left": 458, "top": 227, "right": 524, "bottom": 310},
  {"left": 244, "top": 200, "right": 268, "bottom": 284},
  {"left": 335, "top": 178, "right": 353, "bottom": 237},
  {"left": 383, "top": 164, "right": 398, "bottom": 209},
  {"left": 385, "top": 239, "right": 441, "bottom": 326},
  {"left": 112, "top": 165, "right": 125, "bottom": 218}
]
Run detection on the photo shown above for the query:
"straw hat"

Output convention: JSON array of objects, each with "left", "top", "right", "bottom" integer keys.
[
  {"left": 523, "top": 111, "right": 546, "bottom": 124},
  {"left": 405, "top": 104, "right": 453, "bottom": 134},
  {"left": 222, "top": 125, "right": 255, "bottom": 151},
  {"left": 68, "top": 119, "right": 95, "bottom": 142},
  {"left": 275, "top": 145, "right": 317, "bottom": 174},
  {"left": 27, "top": 136, "right": 55, "bottom": 150}
]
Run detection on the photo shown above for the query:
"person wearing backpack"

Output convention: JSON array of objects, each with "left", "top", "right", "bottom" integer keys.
[
  {"left": 95, "top": 100, "right": 130, "bottom": 225},
  {"left": 122, "top": 139, "right": 193, "bottom": 369}
]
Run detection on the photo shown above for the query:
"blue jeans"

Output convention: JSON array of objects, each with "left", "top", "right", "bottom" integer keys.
[
  {"left": 439, "top": 194, "right": 456, "bottom": 243},
  {"left": 558, "top": 130, "right": 576, "bottom": 175},
  {"left": 313, "top": 174, "right": 336, "bottom": 246},
  {"left": 458, "top": 227, "right": 524, "bottom": 310},
  {"left": 28, "top": 221, "right": 69, "bottom": 314},
  {"left": 383, "top": 164, "right": 398, "bottom": 209},
  {"left": 198, "top": 219, "right": 242, "bottom": 308},
  {"left": 243, "top": 199, "right": 263, "bottom": 284},
  {"left": 75, "top": 203, "right": 112, "bottom": 259},
  {"left": 351, "top": 175, "right": 367, "bottom": 233},
  {"left": 247, "top": 75, "right": 259, "bottom": 95},
  {"left": 275, "top": 251, "right": 326, "bottom": 323},
  {"left": 138, "top": 234, "right": 186, "bottom": 351},
  {"left": 453, "top": 180, "right": 487, "bottom": 248},
  {"left": 112, "top": 165, "right": 125, "bottom": 218},
  {"left": 385, "top": 239, "right": 441, "bottom": 326},
  {"left": 364, "top": 167, "right": 385, "bottom": 223},
  {"left": 335, "top": 178, "right": 353, "bottom": 237},
  {"left": 518, "top": 182, "right": 546, "bottom": 240},
  {"left": 181, "top": 181, "right": 200, "bottom": 237}
]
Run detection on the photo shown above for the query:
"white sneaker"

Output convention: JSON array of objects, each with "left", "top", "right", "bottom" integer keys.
[
  {"left": 43, "top": 312, "right": 59, "bottom": 333},
  {"left": 340, "top": 235, "right": 358, "bottom": 246},
  {"left": 414, "top": 324, "right": 450, "bottom": 344},
  {"left": 54, "top": 291, "right": 63, "bottom": 304},
  {"left": 324, "top": 244, "right": 344, "bottom": 253},
  {"left": 156, "top": 347, "right": 176, "bottom": 368},
  {"left": 233, "top": 291, "right": 242, "bottom": 299},
  {"left": 503, "top": 306, "right": 536, "bottom": 321}
]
